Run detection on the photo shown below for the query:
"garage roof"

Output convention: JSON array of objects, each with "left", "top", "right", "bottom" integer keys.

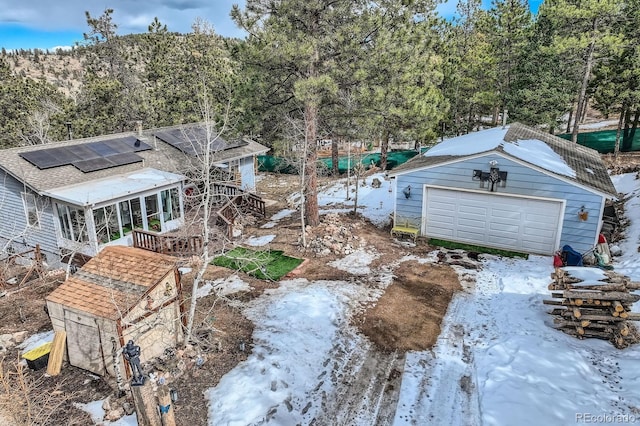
[
  {"left": 391, "top": 123, "right": 618, "bottom": 197},
  {"left": 46, "top": 246, "right": 177, "bottom": 320}
]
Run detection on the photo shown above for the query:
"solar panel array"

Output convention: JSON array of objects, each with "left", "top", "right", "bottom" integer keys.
[
  {"left": 19, "top": 136, "right": 151, "bottom": 173},
  {"left": 153, "top": 127, "right": 247, "bottom": 156}
]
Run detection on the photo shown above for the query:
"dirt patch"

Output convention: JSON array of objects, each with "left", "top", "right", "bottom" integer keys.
[
  {"left": 357, "top": 261, "right": 461, "bottom": 352},
  {"left": 0, "top": 272, "right": 66, "bottom": 335}
]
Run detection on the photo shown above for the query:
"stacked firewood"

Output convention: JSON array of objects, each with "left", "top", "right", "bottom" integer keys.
[{"left": 544, "top": 268, "right": 640, "bottom": 348}]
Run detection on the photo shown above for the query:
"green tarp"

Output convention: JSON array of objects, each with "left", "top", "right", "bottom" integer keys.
[
  {"left": 257, "top": 150, "right": 419, "bottom": 174},
  {"left": 558, "top": 130, "right": 640, "bottom": 154}
]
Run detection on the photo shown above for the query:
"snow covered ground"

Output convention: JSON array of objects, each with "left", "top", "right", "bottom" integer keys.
[
  {"left": 75, "top": 168, "right": 640, "bottom": 425},
  {"left": 202, "top": 171, "right": 640, "bottom": 426}
]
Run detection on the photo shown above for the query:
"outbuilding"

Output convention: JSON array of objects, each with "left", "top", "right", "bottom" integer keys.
[
  {"left": 389, "top": 123, "right": 618, "bottom": 255},
  {"left": 45, "top": 246, "right": 185, "bottom": 376}
]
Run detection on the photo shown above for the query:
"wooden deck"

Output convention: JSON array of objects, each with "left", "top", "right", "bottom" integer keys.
[
  {"left": 133, "top": 184, "right": 266, "bottom": 254},
  {"left": 132, "top": 229, "right": 203, "bottom": 256}
]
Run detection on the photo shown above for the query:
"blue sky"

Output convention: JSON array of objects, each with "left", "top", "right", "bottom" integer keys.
[{"left": 0, "top": 0, "right": 544, "bottom": 51}]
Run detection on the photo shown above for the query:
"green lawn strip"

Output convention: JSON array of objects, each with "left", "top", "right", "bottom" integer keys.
[
  {"left": 428, "top": 238, "right": 529, "bottom": 259},
  {"left": 212, "top": 246, "right": 304, "bottom": 280}
]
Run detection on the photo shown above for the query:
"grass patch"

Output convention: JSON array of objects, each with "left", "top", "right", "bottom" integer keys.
[
  {"left": 212, "top": 247, "right": 304, "bottom": 280},
  {"left": 428, "top": 238, "right": 529, "bottom": 259}
]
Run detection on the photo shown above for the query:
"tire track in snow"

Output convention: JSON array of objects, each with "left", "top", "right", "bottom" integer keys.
[
  {"left": 394, "top": 291, "right": 483, "bottom": 425},
  {"left": 308, "top": 329, "right": 406, "bottom": 426}
]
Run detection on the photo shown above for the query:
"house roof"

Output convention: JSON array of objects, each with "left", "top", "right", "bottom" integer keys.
[
  {"left": 45, "top": 246, "right": 177, "bottom": 320},
  {"left": 0, "top": 123, "right": 270, "bottom": 194},
  {"left": 390, "top": 123, "right": 618, "bottom": 197},
  {"left": 42, "top": 168, "right": 184, "bottom": 206}
]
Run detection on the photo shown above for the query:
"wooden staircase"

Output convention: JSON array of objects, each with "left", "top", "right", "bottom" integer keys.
[{"left": 214, "top": 183, "right": 266, "bottom": 238}]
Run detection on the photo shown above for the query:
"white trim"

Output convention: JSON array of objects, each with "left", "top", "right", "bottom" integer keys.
[{"left": 21, "top": 191, "right": 41, "bottom": 228}]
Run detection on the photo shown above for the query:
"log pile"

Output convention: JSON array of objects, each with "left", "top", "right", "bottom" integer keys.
[{"left": 544, "top": 268, "right": 640, "bottom": 348}]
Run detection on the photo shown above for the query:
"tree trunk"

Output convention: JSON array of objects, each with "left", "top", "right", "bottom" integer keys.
[
  {"left": 304, "top": 101, "right": 319, "bottom": 227},
  {"left": 622, "top": 108, "right": 639, "bottom": 151},
  {"left": 380, "top": 128, "right": 389, "bottom": 171},
  {"left": 565, "top": 283, "right": 628, "bottom": 292},
  {"left": 331, "top": 138, "right": 339, "bottom": 177},
  {"left": 571, "top": 17, "right": 598, "bottom": 143},
  {"left": 615, "top": 106, "right": 625, "bottom": 156},
  {"left": 566, "top": 105, "right": 574, "bottom": 134},
  {"left": 562, "top": 290, "right": 640, "bottom": 303}
]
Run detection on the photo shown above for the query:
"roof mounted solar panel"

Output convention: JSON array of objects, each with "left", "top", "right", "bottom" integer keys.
[
  {"left": 72, "top": 157, "right": 115, "bottom": 173},
  {"left": 105, "top": 152, "right": 144, "bottom": 167},
  {"left": 66, "top": 144, "right": 101, "bottom": 161},
  {"left": 71, "top": 152, "right": 143, "bottom": 172},
  {"left": 20, "top": 149, "right": 70, "bottom": 169},
  {"left": 87, "top": 142, "right": 120, "bottom": 157},
  {"left": 50, "top": 147, "right": 83, "bottom": 164},
  {"left": 20, "top": 136, "right": 152, "bottom": 173},
  {"left": 102, "top": 136, "right": 151, "bottom": 154},
  {"left": 154, "top": 127, "right": 247, "bottom": 156}
]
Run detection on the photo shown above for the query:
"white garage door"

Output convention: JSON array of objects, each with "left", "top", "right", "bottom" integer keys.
[{"left": 424, "top": 187, "right": 564, "bottom": 255}]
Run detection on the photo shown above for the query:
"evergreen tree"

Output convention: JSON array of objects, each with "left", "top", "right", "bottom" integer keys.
[
  {"left": 355, "top": 0, "right": 447, "bottom": 169},
  {"left": 537, "top": 0, "right": 623, "bottom": 141},
  {"left": 232, "top": 0, "right": 364, "bottom": 226}
]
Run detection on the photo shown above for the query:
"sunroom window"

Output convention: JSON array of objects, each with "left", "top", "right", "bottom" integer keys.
[
  {"left": 145, "top": 194, "right": 161, "bottom": 231},
  {"left": 161, "top": 188, "right": 181, "bottom": 222},
  {"left": 93, "top": 204, "right": 120, "bottom": 243},
  {"left": 119, "top": 198, "right": 143, "bottom": 234},
  {"left": 56, "top": 204, "right": 88, "bottom": 242}
]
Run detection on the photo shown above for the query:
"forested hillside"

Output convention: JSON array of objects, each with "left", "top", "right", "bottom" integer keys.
[{"left": 1, "top": 0, "right": 638, "bottom": 154}]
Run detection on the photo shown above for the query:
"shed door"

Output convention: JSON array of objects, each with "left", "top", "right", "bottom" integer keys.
[
  {"left": 424, "top": 187, "right": 563, "bottom": 255},
  {"left": 64, "top": 311, "right": 105, "bottom": 375}
]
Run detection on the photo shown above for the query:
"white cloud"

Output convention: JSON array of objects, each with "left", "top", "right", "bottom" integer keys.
[{"left": 0, "top": 0, "right": 246, "bottom": 37}]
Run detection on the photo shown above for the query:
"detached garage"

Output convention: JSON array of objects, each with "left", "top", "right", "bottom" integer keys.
[{"left": 390, "top": 123, "right": 618, "bottom": 255}]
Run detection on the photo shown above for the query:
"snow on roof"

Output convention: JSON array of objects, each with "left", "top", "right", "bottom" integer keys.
[
  {"left": 424, "top": 127, "right": 507, "bottom": 156},
  {"left": 424, "top": 126, "right": 576, "bottom": 178},
  {"left": 503, "top": 138, "right": 576, "bottom": 178},
  {"left": 42, "top": 168, "right": 185, "bottom": 206}
]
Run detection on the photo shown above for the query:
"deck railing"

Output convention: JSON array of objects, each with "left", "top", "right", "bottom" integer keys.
[{"left": 132, "top": 229, "right": 203, "bottom": 256}]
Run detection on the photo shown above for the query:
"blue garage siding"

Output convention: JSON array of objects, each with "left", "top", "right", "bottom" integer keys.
[
  {"left": 394, "top": 153, "right": 604, "bottom": 254},
  {"left": 0, "top": 171, "right": 61, "bottom": 263}
]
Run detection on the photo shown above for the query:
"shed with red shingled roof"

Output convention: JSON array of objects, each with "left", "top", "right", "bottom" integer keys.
[{"left": 45, "top": 246, "right": 184, "bottom": 376}]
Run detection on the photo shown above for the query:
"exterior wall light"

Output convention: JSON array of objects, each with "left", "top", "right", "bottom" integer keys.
[{"left": 403, "top": 185, "right": 412, "bottom": 199}]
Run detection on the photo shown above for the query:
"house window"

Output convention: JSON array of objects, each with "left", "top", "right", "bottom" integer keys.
[
  {"left": 145, "top": 194, "right": 161, "bottom": 231},
  {"left": 228, "top": 159, "right": 240, "bottom": 183},
  {"left": 22, "top": 192, "right": 40, "bottom": 228},
  {"left": 93, "top": 204, "right": 120, "bottom": 243},
  {"left": 161, "top": 188, "right": 181, "bottom": 222},
  {"left": 56, "top": 204, "right": 88, "bottom": 242},
  {"left": 119, "top": 198, "right": 143, "bottom": 234}
]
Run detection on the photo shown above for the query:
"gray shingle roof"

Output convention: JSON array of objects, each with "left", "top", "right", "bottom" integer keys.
[
  {"left": 0, "top": 123, "right": 270, "bottom": 193},
  {"left": 391, "top": 123, "right": 617, "bottom": 197}
]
